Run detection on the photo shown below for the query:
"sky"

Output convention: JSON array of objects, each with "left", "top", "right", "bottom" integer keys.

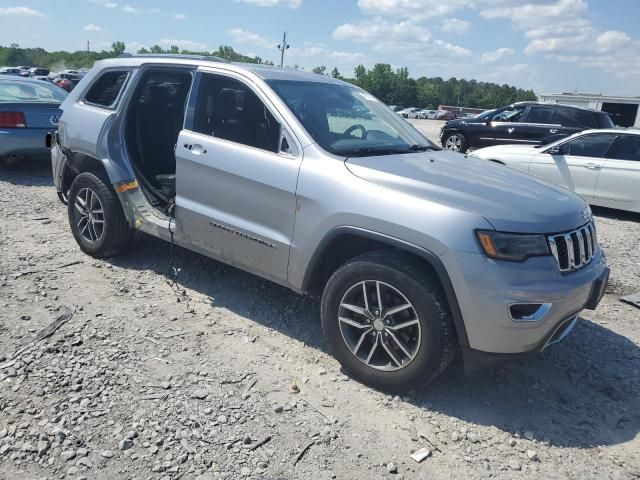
[{"left": 1, "top": 0, "right": 639, "bottom": 95}]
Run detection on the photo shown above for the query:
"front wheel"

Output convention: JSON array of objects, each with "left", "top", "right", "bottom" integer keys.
[
  {"left": 321, "top": 251, "right": 457, "bottom": 390},
  {"left": 443, "top": 132, "right": 468, "bottom": 153},
  {"left": 67, "top": 172, "right": 134, "bottom": 258}
]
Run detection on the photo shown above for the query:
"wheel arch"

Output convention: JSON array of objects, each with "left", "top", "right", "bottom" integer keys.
[
  {"left": 61, "top": 151, "right": 110, "bottom": 195},
  {"left": 301, "top": 226, "right": 469, "bottom": 348}
]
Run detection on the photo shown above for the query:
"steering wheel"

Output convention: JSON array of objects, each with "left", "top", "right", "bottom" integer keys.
[{"left": 344, "top": 124, "right": 367, "bottom": 139}]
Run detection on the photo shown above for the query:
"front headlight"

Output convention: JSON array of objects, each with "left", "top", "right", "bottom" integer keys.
[{"left": 476, "top": 230, "right": 549, "bottom": 262}]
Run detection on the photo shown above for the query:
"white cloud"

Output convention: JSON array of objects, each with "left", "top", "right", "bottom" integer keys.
[
  {"left": 237, "top": 0, "right": 302, "bottom": 7},
  {"left": 227, "top": 28, "right": 276, "bottom": 49},
  {"left": 357, "top": 0, "right": 472, "bottom": 19},
  {"left": 173, "top": 13, "right": 186, "bottom": 20},
  {"left": 89, "top": 0, "right": 118, "bottom": 7},
  {"left": 441, "top": 18, "right": 470, "bottom": 34},
  {"left": 158, "top": 39, "right": 209, "bottom": 51},
  {"left": 121, "top": 4, "right": 138, "bottom": 13},
  {"left": 334, "top": 17, "right": 470, "bottom": 57},
  {"left": 480, "top": 0, "right": 587, "bottom": 30},
  {"left": 481, "top": 47, "right": 514, "bottom": 63},
  {"left": 83, "top": 23, "right": 101, "bottom": 32},
  {"left": 0, "top": 6, "right": 44, "bottom": 16}
]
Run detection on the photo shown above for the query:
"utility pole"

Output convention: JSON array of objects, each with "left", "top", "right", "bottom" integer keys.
[
  {"left": 277, "top": 32, "right": 290, "bottom": 68},
  {"left": 86, "top": 41, "right": 90, "bottom": 54}
]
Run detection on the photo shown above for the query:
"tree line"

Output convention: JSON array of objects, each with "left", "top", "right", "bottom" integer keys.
[
  {"left": 1, "top": 43, "right": 536, "bottom": 109},
  {"left": 314, "top": 64, "right": 537, "bottom": 109}
]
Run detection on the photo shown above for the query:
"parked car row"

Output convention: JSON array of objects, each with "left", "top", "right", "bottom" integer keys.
[
  {"left": 0, "top": 66, "right": 87, "bottom": 92},
  {"left": 391, "top": 105, "right": 456, "bottom": 120}
]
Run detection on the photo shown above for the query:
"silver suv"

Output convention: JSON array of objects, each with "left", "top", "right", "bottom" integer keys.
[{"left": 51, "top": 55, "right": 609, "bottom": 389}]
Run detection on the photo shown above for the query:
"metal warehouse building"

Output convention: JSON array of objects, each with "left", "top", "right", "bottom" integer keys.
[{"left": 539, "top": 92, "right": 640, "bottom": 128}]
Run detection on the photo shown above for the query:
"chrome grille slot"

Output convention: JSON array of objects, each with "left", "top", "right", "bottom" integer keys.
[{"left": 548, "top": 222, "right": 597, "bottom": 273}]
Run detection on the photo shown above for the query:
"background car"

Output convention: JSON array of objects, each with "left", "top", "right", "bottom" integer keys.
[
  {"left": 418, "top": 109, "right": 439, "bottom": 119},
  {"left": 436, "top": 109, "right": 456, "bottom": 121},
  {"left": 0, "top": 75, "right": 67, "bottom": 165},
  {"left": 0, "top": 67, "right": 22, "bottom": 76},
  {"left": 440, "top": 102, "right": 614, "bottom": 153},
  {"left": 398, "top": 107, "right": 424, "bottom": 118},
  {"left": 472, "top": 129, "right": 640, "bottom": 213}
]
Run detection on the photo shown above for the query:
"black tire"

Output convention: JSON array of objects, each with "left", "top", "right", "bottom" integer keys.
[
  {"left": 67, "top": 172, "right": 134, "bottom": 258},
  {"left": 321, "top": 250, "right": 457, "bottom": 390},
  {"left": 442, "top": 132, "right": 468, "bottom": 153}
]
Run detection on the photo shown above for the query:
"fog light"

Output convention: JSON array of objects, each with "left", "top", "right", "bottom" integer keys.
[{"left": 509, "top": 303, "right": 552, "bottom": 322}]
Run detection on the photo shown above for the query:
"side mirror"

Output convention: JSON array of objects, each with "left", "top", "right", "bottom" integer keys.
[{"left": 549, "top": 145, "right": 564, "bottom": 155}]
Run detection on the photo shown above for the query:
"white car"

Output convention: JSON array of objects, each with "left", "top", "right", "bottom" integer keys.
[
  {"left": 472, "top": 129, "right": 640, "bottom": 213},
  {"left": 398, "top": 107, "right": 423, "bottom": 119},
  {"left": 418, "top": 109, "right": 438, "bottom": 120}
]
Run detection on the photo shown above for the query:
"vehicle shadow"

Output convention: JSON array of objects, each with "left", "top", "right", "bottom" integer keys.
[
  {"left": 593, "top": 205, "right": 640, "bottom": 223},
  {"left": 107, "top": 233, "right": 639, "bottom": 450},
  {"left": 0, "top": 158, "right": 53, "bottom": 187}
]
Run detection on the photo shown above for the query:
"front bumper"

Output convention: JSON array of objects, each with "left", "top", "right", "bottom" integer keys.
[
  {"left": 440, "top": 248, "right": 608, "bottom": 355},
  {"left": 0, "top": 128, "right": 52, "bottom": 161}
]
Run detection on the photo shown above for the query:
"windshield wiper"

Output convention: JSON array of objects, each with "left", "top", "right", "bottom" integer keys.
[{"left": 407, "top": 144, "right": 437, "bottom": 151}]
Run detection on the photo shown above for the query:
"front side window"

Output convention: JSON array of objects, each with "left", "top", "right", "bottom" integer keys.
[
  {"left": 84, "top": 71, "right": 129, "bottom": 107},
  {"left": 491, "top": 106, "right": 525, "bottom": 123},
  {"left": 267, "top": 80, "right": 435, "bottom": 157},
  {"left": 560, "top": 133, "right": 617, "bottom": 157},
  {"left": 193, "top": 74, "right": 280, "bottom": 153},
  {"left": 606, "top": 135, "right": 640, "bottom": 161}
]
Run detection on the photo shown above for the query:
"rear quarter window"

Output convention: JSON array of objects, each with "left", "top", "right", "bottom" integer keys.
[
  {"left": 84, "top": 71, "right": 129, "bottom": 107},
  {"left": 552, "top": 107, "right": 598, "bottom": 129}
]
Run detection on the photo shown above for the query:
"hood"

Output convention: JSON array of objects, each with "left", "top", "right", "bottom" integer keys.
[{"left": 345, "top": 150, "right": 589, "bottom": 234}]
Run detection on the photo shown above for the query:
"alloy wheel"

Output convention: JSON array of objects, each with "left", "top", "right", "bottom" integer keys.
[
  {"left": 73, "top": 187, "right": 105, "bottom": 243},
  {"left": 445, "top": 134, "right": 462, "bottom": 151},
  {"left": 338, "top": 280, "right": 421, "bottom": 372}
]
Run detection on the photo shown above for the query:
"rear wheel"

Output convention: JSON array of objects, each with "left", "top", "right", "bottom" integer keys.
[
  {"left": 321, "top": 251, "right": 457, "bottom": 390},
  {"left": 443, "top": 132, "right": 468, "bottom": 153},
  {"left": 67, "top": 172, "right": 134, "bottom": 258}
]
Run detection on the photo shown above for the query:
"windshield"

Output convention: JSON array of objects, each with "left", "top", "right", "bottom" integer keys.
[
  {"left": 0, "top": 79, "right": 67, "bottom": 103},
  {"left": 267, "top": 80, "right": 437, "bottom": 156}
]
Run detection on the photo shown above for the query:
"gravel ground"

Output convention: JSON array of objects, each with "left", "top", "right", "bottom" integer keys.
[{"left": 0, "top": 145, "right": 639, "bottom": 480}]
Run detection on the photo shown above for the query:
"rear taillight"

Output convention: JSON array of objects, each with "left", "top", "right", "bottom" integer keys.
[{"left": 0, "top": 112, "right": 26, "bottom": 128}]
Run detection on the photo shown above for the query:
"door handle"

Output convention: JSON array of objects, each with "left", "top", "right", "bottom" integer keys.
[
  {"left": 584, "top": 163, "right": 601, "bottom": 170},
  {"left": 549, "top": 129, "right": 558, "bottom": 134},
  {"left": 190, "top": 144, "right": 207, "bottom": 155}
]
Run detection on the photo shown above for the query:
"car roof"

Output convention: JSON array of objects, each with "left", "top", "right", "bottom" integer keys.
[
  {"left": 578, "top": 128, "right": 640, "bottom": 136},
  {"left": 512, "top": 101, "right": 603, "bottom": 114},
  {"left": 94, "top": 54, "right": 351, "bottom": 86}
]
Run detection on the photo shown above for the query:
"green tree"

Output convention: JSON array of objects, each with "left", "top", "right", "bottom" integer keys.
[
  {"left": 312, "top": 65, "right": 327, "bottom": 75},
  {"left": 111, "top": 41, "right": 126, "bottom": 56}
]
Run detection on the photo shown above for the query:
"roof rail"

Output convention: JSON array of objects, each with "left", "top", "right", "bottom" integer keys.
[{"left": 116, "top": 53, "right": 229, "bottom": 63}]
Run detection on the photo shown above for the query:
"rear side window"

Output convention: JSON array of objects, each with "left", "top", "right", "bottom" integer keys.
[
  {"left": 84, "top": 71, "right": 128, "bottom": 107},
  {"left": 606, "top": 135, "right": 640, "bottom": 161},
  {"left": 552, "top": 107, "right": 598, "bottom": 129},
  {"left": 526, "top": 106, "right": 555, "bottom": 124}
]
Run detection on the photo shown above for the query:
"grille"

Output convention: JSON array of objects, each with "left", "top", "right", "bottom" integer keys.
[{"left": 548, "top": 222, "right": 597, "bottom": 273}]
